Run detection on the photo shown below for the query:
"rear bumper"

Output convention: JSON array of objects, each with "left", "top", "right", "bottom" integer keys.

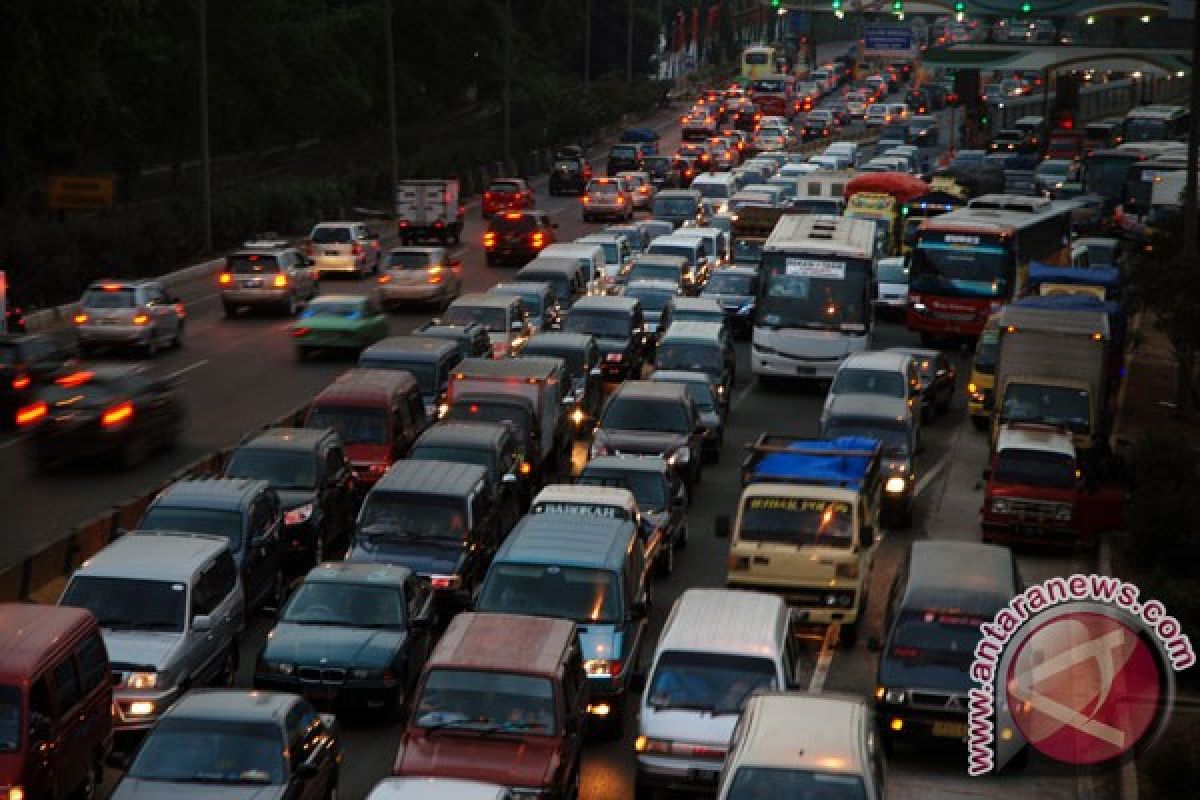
[
  {"left": 379, "top": 284, "right": 449, "bottom": 302},
  {"left": 313, "top": 255, "right": 365, "bottom": 273},
  {"left": 77, "top": 325, "right": 151, "bottom": 344},
  {"left": 222, "top": 288, "right": 290, "bottom": 306}
]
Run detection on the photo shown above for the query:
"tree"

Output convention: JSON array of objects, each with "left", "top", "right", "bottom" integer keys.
[{"left": 1125, "top": 215, "right": 1200, "bottom": 413}]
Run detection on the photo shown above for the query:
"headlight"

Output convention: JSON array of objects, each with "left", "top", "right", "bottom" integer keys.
[
  {"left": 122, "top": 671, "right": 159, "bottom": 689},
  {"left": 1055, "top": 505, "right": 1073, "bottom": 521},
  {"left": 437, "top": 403, "right": 449, "bottom": 418},
  {"left": 823, "top": 592, "right": 853, "bottom": 607},
  {"left": 886, "top": 476, "right": 908, "bottom": 494},
  {"left": 668, "top": 446, "right": 691, "bottom": 465},
  {"left": 571, "top": 408, "right": 586, "bottom": 426},
  {"left": 263, "top": 662, "right": 295, "bottom": 676},
  {"left": 635, "top": 736, "right": 672, "bottom": 754},
  {"left": 284, "top": 502, "right": 314, "bottom": 526},
  {"left": 990, "top": 498, "right": 1011, "bottom": 514},
  {"left": 912, "top": 302, "right": 927, "bottom": 312}
]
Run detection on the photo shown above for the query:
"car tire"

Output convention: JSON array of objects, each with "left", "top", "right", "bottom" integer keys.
[{"left": 971, "top": 416, "right": 989, "bottom": 432}]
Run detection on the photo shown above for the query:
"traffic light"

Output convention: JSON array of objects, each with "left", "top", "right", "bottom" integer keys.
[
  {"left": 954, "top": 1, "right": 964, "bottom": 11},
  {"left": 1020, "top": 1, "right": 1031, "bottom": 11},
  {"left": 892, "top": 0, "right": 903, "bottom": 11},
  {"left": 832, "top": 0, "right": 841, "bottom": 9},
  {"left": 771, "top": 0, "right": 780, "bottom": 6}
]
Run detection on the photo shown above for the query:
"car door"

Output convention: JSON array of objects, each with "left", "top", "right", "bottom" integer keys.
[
  {"left": 143, "top": 284, "right": 176, "bottom": 342},
  {"left": 50, "top": 654, "right": 91, "bottom": 796},
  {"left": 584, "top": 343, "right": 603, "bottom": 415},
  {"left": 287, "top": 250, "right": 315, "bottom": 298},
  {"left": 209, "top": 550, "right": 244, "bottom": 663},
  {"left": 405, "top": 579, "right": 436, "bottom": 677},
  {"left": 363, "top": 293, "right": 388, "bottom": 342},
  {"left": 245, "top": 493, "right": 282, "bottom": 608}
]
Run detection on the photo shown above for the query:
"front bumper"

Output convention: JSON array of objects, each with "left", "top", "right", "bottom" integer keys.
[
  {"left": 876, "top": 703, "right": 968, "bottom": 744},
  {"left": 726, "top": 579, "right": 860, "bottom": 623},
  {"left": 981, "top": 512, "right": 1079, "bottom": 545},
  {"left": 255, "top": 671, "right": 401, "bottom": 709},
  {"left": 636, "top": 754, "right": 724, "bottom": 792},
  {"left": 113, "top": 686, "right": 181, "bottom": 733},
  {"left": 751, "top": 346, "right": 844, "bottom": 379}
]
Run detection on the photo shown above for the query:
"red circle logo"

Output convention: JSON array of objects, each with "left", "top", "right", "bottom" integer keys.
[{"left": 1005, "top": 611, "right": 1164, "bottom": 765}]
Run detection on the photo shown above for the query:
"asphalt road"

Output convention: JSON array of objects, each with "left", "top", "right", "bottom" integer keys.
[{"left": 0, "top": 48, "right": 1114, "bottom": 799}]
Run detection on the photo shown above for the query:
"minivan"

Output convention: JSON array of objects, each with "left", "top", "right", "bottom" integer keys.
[
  {"left": 359, "top": 336, "right": 462, "bottom": 417},
  {"left": 445, "top": 293, "right": 532, "bottom": 359},
  {"left": 821, "top": 393, "right": 919, "bottom": 527},
  {"left": 305, "top": 368, "right": 429, "bottom": 488},
  {"left": 539, "top": 243, "right": 606, "bottom": 294},
  {"left": 654, "top": 320, "right": 735, "bottom": 406},
  {"left": 645, "top": 237, "right": 708, "bottom": 291},
  {"left": 515, "top": 258, "right": 587, "bottom": 311},
  {"left": 0, "top": 604, "right": 113, "bottom": 799},
  {"left": 635, "top": 589, "right": 799, "bottom": 797},
  {"left": 652, "top": 190, "right": 704, "bottom": 229},
  {"left": 874, "top": 540, "right": 1020, "bottom": 754},
  {"left": 562, "top": 296, "right": 646, "bottom": 381},
  {"left": 475, "top": 511, "right": 650, "bottom": 736}
]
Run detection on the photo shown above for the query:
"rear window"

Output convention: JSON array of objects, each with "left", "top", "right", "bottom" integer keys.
[
  {"left": 588, "top": 181, "right": 620, "bottom": 196},
  {"left": 386, "top": 250, "right": 433, "bottom": 270},
  {"left": 488, "top": 181, "right": 521, "bottom": 193},
  {"left": 311, "top": 226, "right": 353, "bottom": 244},
  {"left": 554, "top": 159, "right": 580, "bottom": 172},
  {"left": 82, "top": 288, "right": 136, "bottom": 309},
  {"left": 445, "top": 305, "right": 507, "bottom": 332},
  {"left": 490, "top": 215, "right": 537, "bottom": 234},
  {"left": 228, "top": 253, "right": 281, "bottom": 274}
]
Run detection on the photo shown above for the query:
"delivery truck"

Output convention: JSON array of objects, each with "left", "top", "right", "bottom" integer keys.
[{"left": 396, "top": 179, "right": 466, "bottom": 245}]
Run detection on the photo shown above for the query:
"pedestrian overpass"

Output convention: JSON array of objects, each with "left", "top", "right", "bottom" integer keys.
[{"left": 921, "top": 44, "right": 1191, "bottom": 75}]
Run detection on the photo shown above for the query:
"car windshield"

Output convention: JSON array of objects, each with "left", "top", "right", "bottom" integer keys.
[
  {"left": 704, "top": 272, "right": 755, "bottom": 294},
  {"left": 228, "top": 254, "right": 280, "bottom": 274},
  {"left": 738, "top": 496, "right": 854, "bottom": 546},
  {"left": 283, "top": 582, "right": 406, "bottom": 628},
  {"left": 415, "top": 670, "right": 557, "bottom": 734},
  {"left": 386, "top": 251, "right": 433, "bottom": 269},
  {"left": 647, "top": 651, "right": 777, "bottom": 714},
  {"left": 624, "top": 288, "right": 673, "bottom": 313},
  {"left": 564, "top": 311, "right": 630, "bottom": 339},
  {"left": 823, "top": 422, "right": 908, "bottom": 457},
  {"left": 311, "top": 226, "right": 353, "bottom": 244},
  {"left": 656, "top": 343, "right": 721, "bottom": 372},
  {"left": 611, "top": 145, "right": 638, "bottom": 158},
  {"left": 306, "top": 405, "right": 389, "bottom": 445},
  {"left": 445, "top": 305, "right": 507, "bottom": 332},
  {"left": 225, "top": 449, "right": 319, "bottom": 491},
  {"left": 554, "top": 159, "right": 580, "bottom": 172},
  {"left": 727, "top": 767, "right": 868, "bottom": 800},
  {"left": 889, "top": 610, "right": 986, "bottom": 670},
  {"left": 995, "top": 448, "right": 1077, "bottom": 489},
  {"left": 139, "top": 508, "right": 244, "bottom": 552},
  {"left": 1001, "top": 384, "right": 1091, "bottom": 433},
  {"left": 0, "top": 687, "right": 18, "bottom": 753},
  {"left": 578, "top": 468, "right": 669, "bottom": 509},
  {"left": 82, "top": 288, "right": 136, "bottom": 309},
  {"left": 654, "top": 197, "right": 698, "bottom": 215},
  {"left": 877, "top": 259, "right": 909, "bottom": 283},
  {"left": 832, "top": 368, "right": 907, "bottom": 398},
  {"left": 40, "top": 382, "right": 119, "bottom": 409},
  {"left": 478, "top": 564, "right": 621, "bottom": 624},
  {"left": 303, "top": 300, "right": 364, "bottom": 319},
  {"left": 673, "top": 310, "right": 722, "bottom": 325},
  {"left": 410, "top": 446, "right": 497, "bottom": 481},
  {"left": 358, "top": 359, "right": 438, "bottom": 395},
  {"left": 658, "top": 379, "right": 716, "bottom": 411},
  {"left": 128, "top": 718, "right": 285, "bottom": 784},
  {"left": 628, "top": 263, "right": 681, "bottom": 283},
  {"left": 488, "top": 181, "right": 521, "bottom": 194},
  {"left": 61, "top": 576, "right": 187, "bottom": 632},
  {"left": 358, "top": 494, "right": 467, "bottom": 543},
  {"left": 602, "top": 397, "right": 690, "bottom": 433}
]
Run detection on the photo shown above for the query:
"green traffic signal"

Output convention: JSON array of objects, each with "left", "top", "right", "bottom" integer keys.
[
  {"left": 954, "top": 1, "right": 965, "bottom": 10},
  {"left": 771, "top": 0, "right": 780, "bottom": 6},
  {"left": 832, "top": 0, "right": 842, "bottom": 8},
  {"left": 892, "top": 0, "right": 902, "bottom": 10},
  {"left": 1020, "top": 1, "right": 1031, "bottom": 10}
]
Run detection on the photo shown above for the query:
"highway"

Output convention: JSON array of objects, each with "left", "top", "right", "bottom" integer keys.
[{"left": 0, "top": 45, "right": 1114, "bottom": 799}]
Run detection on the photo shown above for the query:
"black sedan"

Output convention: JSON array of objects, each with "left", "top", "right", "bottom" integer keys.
[
  {"left": 110, "top": 689, "right": 341, "bottom": 800},
  {"left": 254, "top": 562, "right": 435, "bottom": 719},
  {"left": 19, "top": 365, "right": 185, "bottom": 469},
  {"left": 887, "top": 346, "right": 956, "bottom": 420}
]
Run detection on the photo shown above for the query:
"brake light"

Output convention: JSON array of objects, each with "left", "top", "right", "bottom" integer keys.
[
  {"left": 11, "top": 374, "right": 31, "bottom": 391},
  {"left": 273, "top": 274, "right": 288, "bottom": 288},
  {"left": 352, "top": 242, "right": 363, "bottom": 256},
  {"left": 615, "top": 196, "right": 625, "bottom": 205},
  {"left": 378, "top": 274, "right": 392, "bottom": 284},
  {"left": 483, "top": 232, "right": 497, "bottom": 248},
  {"left": 582, "top": 195, "right": 590, "bottom": 205},
  {"left": 531, "top": 232, "right": 545, "bottom": 248},
  {"left": 132, "top": 314, "right": 150, "bottom": 326},
  {"left": 56, "top": 371, "right": 94, "bottom": 388},
  {"left": 292, "top": 327, "right": 311, "bottom": 337},
  {"left": 101, "top": 401, "right": 134, "bottom": 428},
  {"left": 428, "top": 267, "right": 444, "bottom": 285},
  {"left": 484, "top": 191, "right": 493, "bottom": 200},
  {"left": 73, "top": 313, "right": 88, "bottom": 325},
  {"left": 519, "top": 461, "right": 532, "bottom": 475},
  {"left": 101, "top": 284, "right": 122, "bottom": 291},
  {"left": 15, "top": 402, "right": 46, "bottom": 427},
  {"left": 504, "top": 212, "right": 522, "bottom": 220}
]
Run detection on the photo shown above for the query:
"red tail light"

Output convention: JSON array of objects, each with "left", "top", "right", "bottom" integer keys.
[
  {"left": 531, "top": 232, "right": 546, "bottom": 248},
  {"left": 101, "top": 401, "right": 134, "bottom": 428},
  {"left": 11, "top": 374, "right": 31, "bottom": 391},
  {"left": 15, "top": 402, "right": 47, "bottom": 427},
  {"left": 73, "top": 313, "right": 88, "bottom": 325},
  {"left": 484, "top": 191, "right": 493, "bottom": 200},
  {"left": 378, "top": 274, "right": 392, "bottom": 284},
  {"left": 56, "top": 371, "right": 94, "bottom": 388},
  {"left": 292, "top": 327, "right": 311, "bottom": 337},
  {"left": 273, "top": 274, "right": 288, "bottom": 288},
  {"left": 132, "top": 314, "right": 150, "bottom": 326},
  {"left": 352, "top": 242, "right": 364, "bottom": 256},
  {"left": 483, "top": 232, "right": 497, "bottom": 248},
  {"left": 582, "top": 195, "right": 590, "bottom": 205}
]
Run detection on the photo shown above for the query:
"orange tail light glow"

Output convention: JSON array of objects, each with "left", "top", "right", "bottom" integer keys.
[
  {"left": 56, "top": 371, "right": 94, "bottom": 388},
  {"left": 11, "top": 374, "right": 31, "bottom": 391},
  {"left": 273, "top": 274, "right": 288, "bottom": 288},
  {"left": 378, "top": 274, "right": 392, "bottom": 284},
  {"left": 73, "top": 313, "right": 88, "bottom": 325},
  {"left": 101, "top": 401, "right": 134, "bottom": 428},
  {"left": 132, "top": 314, "right": 150, "bottom": 326},
  {"left": 292, "top": 327, "right": 311, "bottom": 337},
  {"left": 16, "top": 402, "right": 47, "bottom": 427},
  {"left": 218, "top": 272, "right": 233, "bottom": 285},
  {"left": 483, "top": 232, "right": 497, "bottom": 248}
]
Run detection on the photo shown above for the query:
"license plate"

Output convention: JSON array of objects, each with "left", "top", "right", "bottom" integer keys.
[
  {"left": 326, "top": 250, "right": 339, "bottom": 256},
  {"left": 1016, "top": 525, "right": 1046, "bottom": 538},
  {"left": 102, "top": 319, "right": 120, "bottom": 325},
  {"left": 690, "top": 769, "right": 719, "bottom": 783},
  {"left": 933, "top": 721, "right": 966, "bottom": 739},
  {"left": 797, "top": 366, "right": 815, "bottom": 375},
  {"left": 242, "top": 280, "right": 261, "bottom": 288}
]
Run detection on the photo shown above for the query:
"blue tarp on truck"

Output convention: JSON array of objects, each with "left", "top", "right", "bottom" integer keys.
[{"left": 743, "top": 435, "right": 882, "bottom": 487}]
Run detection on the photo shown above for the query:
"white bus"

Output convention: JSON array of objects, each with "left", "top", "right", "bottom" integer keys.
[
  {"left": 753, "top": 215, "right": 876, "bottom": 381},
  {"left": 1123, "top": 105, "right": 1190, "bottom": 143},
  {"left": 741, "top": 45, "right": 777, "bottom": 81}
]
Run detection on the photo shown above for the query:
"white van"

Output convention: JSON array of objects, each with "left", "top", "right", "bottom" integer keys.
[
  {"left": 718, "top": 691, "right": 887, "bottom": 800},
  {"left": 634, "top": 589, "right": 798, "bottom": 798},
  {"left": 691, "top": 173, "right": 739, "bottom": 213},
  {"left": 540, "top": 242, "right": 606, "bottom": 295},
  {"left": 823, "top": 141, "right": 860, "bottom": 166},
  {"left": 573, "top": 233, "right": 633, "bottom": 289},
  {"left": 671, "top": 226, "right": 730, "bottom": 269}
]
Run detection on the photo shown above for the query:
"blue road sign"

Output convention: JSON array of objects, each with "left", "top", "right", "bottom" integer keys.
[{"left": 863, "top": 25, "right": 914, "bottom": 57}]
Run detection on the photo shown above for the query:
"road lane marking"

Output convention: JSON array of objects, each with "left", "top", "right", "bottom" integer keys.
[
  {"left": 914, "top": 455, "right": 947, "bottom": 498},
  {"left": 731, "top": 379, "right": 756, "bottom": 409},
  {"left": 163, "top": 359, "right": 210, "bottom": 381},
  {"left": 808, "top": 622, "right": 840, "bottom": 693}
]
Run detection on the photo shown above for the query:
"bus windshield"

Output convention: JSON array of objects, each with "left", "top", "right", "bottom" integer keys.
[
  {"left": 757, "top": 255, "right": 870, "bottom": 330},
  {"left": 910, "top": 233, "right": 1010, "bottom": 298}
]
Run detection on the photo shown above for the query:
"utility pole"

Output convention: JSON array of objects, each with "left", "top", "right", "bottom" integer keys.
[
  {"left": 1184, "top": 7, "right": 1200, "bottom": 257},
  {"left": 504, "top": 0, "right": 513, "bottom": 164},
  {"left": 585, "top": 0, "right": 592, "bottom": 88},
  {"left": 198, "top": 0, "right": 212, "bottom": 253},
  {"left": 627, "top": 0, "right": 635, "bottom": 81},
  {"left": 385, "top": 0, "right": 399, "bottom": 202}
]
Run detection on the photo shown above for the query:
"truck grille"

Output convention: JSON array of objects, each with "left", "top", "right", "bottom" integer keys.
[
  {"left": 908, "top": 689, "right": 969, "bottom": 713},
  {"left": 1007, "top": 497, "right": 1067, "bottom": 521},
  {"left": 298, "top": 667, "right": 346, "bottom": 683}
]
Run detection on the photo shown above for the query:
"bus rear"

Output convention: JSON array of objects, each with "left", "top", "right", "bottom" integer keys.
[{"left": 741, "top": 46, "right": 777, "bottom": 81}]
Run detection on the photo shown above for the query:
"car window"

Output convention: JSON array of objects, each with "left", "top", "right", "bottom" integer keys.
[
  {"left": 76, "top": 633, "right": 108, "bottom": 695},
  {"left": 192, "top": 564, "right": 220, "bottom": 617},
  {"left": 213, "top": 551, "right": 239, "bottom": 604},
  {"left": 53, "top": 658, "right": 82, "bottom": 713},
  {"left": 30, "top": 678, "right": 52, "bottom": 722}
]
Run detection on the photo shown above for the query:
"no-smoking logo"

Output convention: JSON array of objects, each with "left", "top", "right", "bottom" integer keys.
[{"left": 1005, "top": 611, "right": 1166, "bottom": 765}]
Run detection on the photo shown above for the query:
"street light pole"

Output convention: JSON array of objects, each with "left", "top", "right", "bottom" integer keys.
[
  {"left": 504, "top": 0, "right": 513, "bottom": 164},
  {"left": 385, "top": 0, "right": 399, "bottom": 202},
  {"left": 198, "top": 0, "right": 212, "bottom": 253}
]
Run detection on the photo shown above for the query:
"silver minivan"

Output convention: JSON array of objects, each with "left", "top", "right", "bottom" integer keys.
[
  {"left": 307, "top": 221, "right": 383, "bottom": 277},
  {"left": 75, "top": 279, "right": 186, "bottom": 357},
  {"left": 58, "top": 532, "right": 245, "bottom": 746}
]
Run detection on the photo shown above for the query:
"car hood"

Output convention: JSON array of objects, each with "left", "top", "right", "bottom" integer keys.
[
  {"left": 277, "top": 488, "right": 318, "bottom": 511},
  {"left": 578, "top": 624, "right": 622, "bottom": 663},
  {"left": 345, "top": 442, "right": 392, "bottom": 466},
  {"left": 262, "top": 622, "right": 406, "bottom": 668},
  {"left": 878, "top": 655, "right": 973, "bottom": 693},
  {"left": 594, "top": 429, "right": 688, "bottom": 456},
  {"left": 111, "top": 779, "right": 285, "bottom": 800},
  {"left": 639, "top": 706, "right": 738, "bottom": 749},
  {"left": 103, "top": 630, "right": 181, "bottom": 672},
  {"left": 398, "top": 733, "right": 559, "bottom": 788},
  {"left": 347, "top": 539, "right": 466, "bottom": 577}
]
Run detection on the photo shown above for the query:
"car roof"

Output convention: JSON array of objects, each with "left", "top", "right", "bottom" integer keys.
[
  {"left": 453, "top": 356, "right": 562, "bottom": 380},
  {"left": 533, "top": 484, "right": 637, "bottom": 510},
  {"left": 625, "top": 279, "right": 680, "bottom": 294},
  {"left": 76, "top": 532, "right": 230, "bottom": 582},
  {"left": 153, "top": 477, "right": 268, "bottom": 511},
  {"left": 903, "top": 541, "right": 1016, "bottom": 613},
  {"left": 0, "top": 605, "right": 98, "bottom": 677},
  {"left": 415, "top": 421, "right": 508, "bottom": 449},
  {"left": 491, "top": 281, "right": 553, "bottom": 296},
  {"left": 429, "top": 612, "right": 575, "bottom": 674},
  {"left": 570, "top": 295, "right": 639, "bottom": 313},
  {"left": 166, "top": 690, "right": 297, "bottom": 724},
  {"left": 709, "top": 265, "right": 758, "bottom": 278},
  {"left": 373, "top": 460, "right": 488, "bottom": 495},
  {"left": 670, "top": 297, "right": 723, "bottom": 312},
  {"left": 738, "top": 691, "right": 866, "bottom": 772},
  {"left": 659, "top": 320, "right": 726, "bottom": 342},
  {"left": 524, "top": 332, "right": 594, "bottom": 351},
  {"left": 238, "top": 427, "right": 332, "bottom": 452},
  {"left": 650, "top": 370, "right": 716, "bottom": 388},
  {"left": 451, "top": 293, "right": 518, "bottom": 310},
  {"left": 886, "top": 346, "right": 941, "bottom": 362},
  {"left": 327, "top": 368, "right": 419, "bottom": 398},
  {"left": 303, "top": 561, "right": 414, "bottom": 588},
  {"left": 840, "top": 351, "right": 912, "bottom": 371},
  {"left": 996, "top": 423, "right": 1075, "bottom": 457},
  {"left": 659, "top": 588, "right": 786, "bottom": 656},
  {"left": 612, "top": 380, "right": 689, "bottom": 403},
  {"left": 388, "top": 246, "right": 443, "bottom": 256},
  {"left": 362, "top": 336, "right": 459, "bottom": 360},
  {"left": 495, "top": 513, "right": 638, "bottom": 570}
]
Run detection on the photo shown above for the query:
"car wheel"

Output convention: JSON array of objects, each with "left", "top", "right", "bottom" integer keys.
[
  {"left": 971, "top": 416, "right": 989, "bottom": 432},
  {"left": 223, "top": 301, "right": 240, "bottom": 318}
]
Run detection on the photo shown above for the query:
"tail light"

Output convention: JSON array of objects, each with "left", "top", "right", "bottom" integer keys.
[
  {"left": 531, "top": 232, "right": 545, "bottom": 248},
  {"left": 218, "top": 272, "right": 233, "bottom": 285},
  {"left": 430, "top": 575, "right": 462, "bottom": 590},
  {"left": 292, "top": 327, "right": 311, "bottom": 337},
  {"left": 378, "top": 274, "right": 392, "bottom": 284},
  {"left": 484, "top": 191, "right": 493, "bottom": 201},
  {"left": 615, "top": 196, "right": 625, "bottom": 206},
  {"left": 101, "top": 401, "right": 134, "bottom": 428},
  {"left": 15, "top": 402, "right": 47, "bottom": 427},
  {"left": 428, "top": 267, "right": 444, "bottom": 285},
  {"left": 352, "top": 242, "right": 364, "bottom": 256},
  {"left": 273, "top": 274, "right": 288, "bottom": 288},
  {"left": 582, "top": 195, "right": 590, "bottom": 205},
  {"left": 483, "top": 232, "right": 497, "bottom": 248},
  {"left": 73, "top": 313, "right": 88, "bottom": 325},
  {"left": 56, "top": 371, "right": 94, "bottom": 388},
  {"left": 11, "top": 374, "right": 31, "bottom": 391},
  {"left": 132, "top": 314, "right": 151, "bottom": 326}
]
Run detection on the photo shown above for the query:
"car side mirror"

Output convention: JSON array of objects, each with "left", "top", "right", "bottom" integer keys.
[
  {"left": 192, "top": 614, "right": 213, "bottom": 632},
  {"left": 715, "top": 514, "right": 731, "bottom": 538}
]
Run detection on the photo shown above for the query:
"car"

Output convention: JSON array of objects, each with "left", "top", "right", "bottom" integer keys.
[
  {"left": 874, "top": 256, "right": 909, "bottom": 320},
  {"left": 641, "top": 155, "right": 675, "bottom": 189},
  {"left": 521, "top": 331, "right": 604, "bottom": 435},
  {"left": 618, "top": 170, "right": 656, "bottom": 210},
  {"left": 411, "top": 321, "right": 495, "bottom": 360},
  {"left": 0, "top": 332, "right": 75, "bottom": 428},
  {"left": 548, "top": 149, "right": 593, "bottom": 195},
  {"left": 74, "top": 279, "right": 185, "bottom": 357},
  {"left": 489, "top": 280, "right": 560, "bottom": 332},
  {"left": 482, "top": 178, "right": 535, "bottom": 218},
  {"left": 254, "top": 562, "right": 436, "bottom": 717},
  {"left": 219, "top": 238, "right": 319, "bottom": 317},
  {"left": 654, "top": 319, "right": 735, "bottom": 406},
  {"left": 578, "top": 453, "right": 689, "bottom": 540},
  {"left": 306, "top": 220, "right": 383, "bottom": 278},
  {"left": 620, "top": 254, "right": 687, "bottom": 294},
  {"left": 137, "top": 477, "right": 286, "bottom": 613},
  {"left": 982, "top": 83, "right": 1006, "bottom": 106},
  {"left": 605, "top": 223, "right": 647, "bottom": 253},
  {"left": 864, "top": 104, "right": 895, "bottom": 127},
  {"left": 820, "top": 393, "right": 919, "bottom": 526},
  {"left": 822, "top": 350, "right": 922, "bottom": 436},
  {"left": 59, "top": 533, "right": 244, "bottom": 757},
  {"left": 411, "top": 421, "right": 528, "bottom": 531},
  {"left": 591, "top": 381, "right": 704, "bottom": 487},
  {"left": 670, "top": 295, "right": 727, "bottom": 328},
  {"left": 223, "top": 427, "right": 355, "bottom": 575},
  {"left": 444, "top": 292, "right": 532, "bottom": 359},
  {"left": 18, "top": 365, "right": 185, "bottom": 470},
  {"left": 622, "top": 280, "right": 679, "bottom": 349},
  {"left": 699, "top": 266, "right": 758, "bottom": 336},
  {"left": 377, "top": 246, "right": 464, "bottom": 310},
  {"left": 109, "top": 690, "right": 341, "bottom": 799},
  {"left": 561, "top": 295, "right": 646, "bottom": 381},
  {"left": 988, "top": 129, "right": 1028, "bottom": 154},
  {"left": 607, "top": 142, "right": 645, "bottom": 175},
  {"left": 291, "top": 292, "right": 389, "bottom": 360},
  {"left": 484, "top": 210, "right": 558, "bottom": 266},
  {"left": 583, "top": 177, "right": 635, "bottom": 223},
  {"left": 887, "top": 346, "right": 957, "bottom": 420},
  {"left": 649, "top": 370, "right": 724, "bottom": 461},
  {"left": 1034, "top": 158, "right": 1079, "bottom": 194},
  {"left": 652, "top": 189, "right": 705, "bottom": 229}
]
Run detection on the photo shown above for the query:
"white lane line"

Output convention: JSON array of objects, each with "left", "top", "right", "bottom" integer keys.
[
  {"left": 731, "top": 379, "right": 756, "bottom": 409},
  {"left": 914, "top": 455, "right": 948, "bottom": 498},
  {"left": 0, "top": 434, "right": 29, "bottom": 452},
  {"left": 808, "top": 622, "right": 841, "bottom": 693},
  {"left": 163, "top": 359, "right": 210, "bottom": 381}
]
